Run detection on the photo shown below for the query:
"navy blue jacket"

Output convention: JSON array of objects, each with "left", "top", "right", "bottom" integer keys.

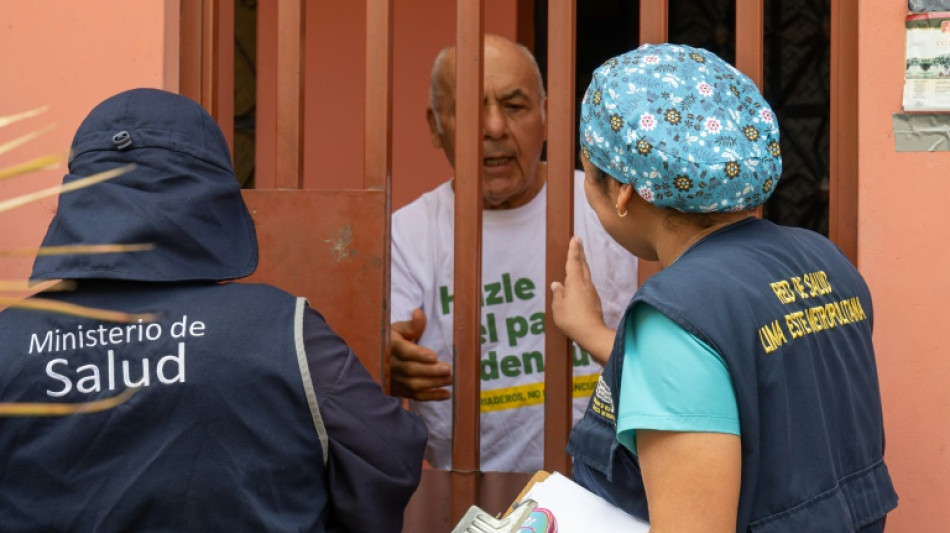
[
  {"left": 0, "top": 89, "right": 426, "bottom": 532},
  {"left": 568, "top": 218, "right": 897, "bottom": 532}
]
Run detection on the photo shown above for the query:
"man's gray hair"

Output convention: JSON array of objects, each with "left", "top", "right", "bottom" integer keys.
[{"left": 429, "top": 39, "right": 547, "bottom": 135}]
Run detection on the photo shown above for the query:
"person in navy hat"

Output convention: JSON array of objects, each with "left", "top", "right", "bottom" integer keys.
[
  {"left": 0, "top": 88, "right": 426, "bottom": 532},
  {"left": 549, "top": 44, "right": 897, "bottom": 532}
]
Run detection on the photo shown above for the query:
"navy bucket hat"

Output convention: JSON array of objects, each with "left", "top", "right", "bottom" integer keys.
[
  {"left": 580, "top": 43, "right": 782, "bottom": 213},
  {"left": 31, "top": 88, "right": 258, "bottom": 283}
]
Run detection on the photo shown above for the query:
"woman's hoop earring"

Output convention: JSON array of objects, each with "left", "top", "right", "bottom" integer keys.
[{"left": 616, "top": 204, "right": 628, "bottom": 218}]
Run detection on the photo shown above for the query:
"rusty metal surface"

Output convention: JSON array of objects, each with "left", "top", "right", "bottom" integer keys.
[
  {"left": 275, "top": 0, "right": 304, "bottom": 189},
  {"left": 254, "top": 2, "right": 277, "bottom": 190},
  {"left": 516, "top": 0, "right": 535, "bottom": 49},
  {"left": 735, "top": 0, "right": 764, "bottom": 88},
  {"left": 365, "top": 0, "right": 394, "bottom": 391},
  {"left": 404, "top": 470, "right": 535, "bottom": 533},
  {"left": 365, "top": 0, "right": 393, "bottom": 192},
  {"left": 637, "top": 1, "right": 669, "bottom": 286},
  {"left": 452, "top": 0, "right": 485, "bottom": 522},
  {"left": 543, "top": 0, "right": 576, "bottom": 475},
  {"left": 254, "top": 1, "right": 304, "bottom": 190},
  {"left": 178, "top": 0, "right": 234, "bottom": 157},
  {"left": 639, "top": 0, "right": 669, "bottom": 44},
  {"left": 240, "top": 189, "right": 387, "bottom": 382},
  {"left": 829, "top": 0, "right": 858, "bottom": 265}
]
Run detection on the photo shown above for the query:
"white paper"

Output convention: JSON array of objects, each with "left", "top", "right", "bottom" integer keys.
[
  {"left": 520, "top": 472, "right": 650, "bottom": 532},
  {"left": 903, "top": 12, "right": 950, "bottom": 110}
]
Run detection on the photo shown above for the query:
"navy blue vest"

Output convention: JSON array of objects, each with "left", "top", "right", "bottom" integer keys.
[
  {"left": 568, "top": 218, "right": 897, "bottom": 531},
  {"left": 0, "top": 281, "right": 332, "bottom": 532}
]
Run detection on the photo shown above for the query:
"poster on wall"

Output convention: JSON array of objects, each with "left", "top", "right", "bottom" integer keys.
[{"left": 903, "top": 11, "right": 950, "bottom": 111}]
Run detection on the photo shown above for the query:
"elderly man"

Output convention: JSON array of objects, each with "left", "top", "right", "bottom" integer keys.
[
  {"left": 0, "top": 88, "right": 426, "bottom": 532},
  {"left": 389, "top": 35, "right": 639, "bottom": 472}
]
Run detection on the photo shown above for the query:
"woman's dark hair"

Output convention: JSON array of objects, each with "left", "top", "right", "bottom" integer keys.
[{"left": 589, "top": 161, "right": 614, "bottom": 192}]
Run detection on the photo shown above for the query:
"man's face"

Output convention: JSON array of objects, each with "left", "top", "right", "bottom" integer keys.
[{"left": 428, "top": 39, "right": 547, "bottom": 209}]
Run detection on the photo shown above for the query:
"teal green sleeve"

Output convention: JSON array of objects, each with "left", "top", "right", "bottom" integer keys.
[{"left": 616, "top": 303, "right": 740, "bottom": 455}]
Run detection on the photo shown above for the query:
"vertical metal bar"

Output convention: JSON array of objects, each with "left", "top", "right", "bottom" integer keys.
[
  {"left": 178, "top": 2, "right": 202, "bottom": 107},
  {"left": 178, "top": 0, "right": 234, "bottom": 158},
  {"left": 364, "top": 0, "right": 392, "bottom": 192},
  {"left": 543, "top": 0, "right": 576, "bottom": 476},
  {"left": 275, "top": 0, "right": 304, "bottom": 189},
  {"left": 829, "top": 0, "right": 858, "bottom": 265},
  {"left": 207, "top": 0, "right": 234, "bottom": 158},
  {"left": 255, "top": 1, "right": 277, "bottom": 189},
  {"left": 452, "top": 0, "right": 484, "bottom": 525},
  {"left": 255, "top": 1, "right": 303, "bottom": 190},
  {"left": 517, "top": 0, "right": 535, "bottom": 51},
  {"left": 736, "top": 1, "right": 766, "bottom": 219},
  {"left": 163, "top": 0, "right": 181, "bottom": 91},
  {"left": 199, "top": 1, "right": 218, "bottom": 106},
  {"left": 735, "top": 0, "right": 765, "bottom": 88},
  {"left": 639, "top": 0, "right": 669, "bottom": 45},
  {"left": 637, "top": 0, "right": 668, "bottom": 286},
  {"left": 365, "top": 0, "right": 394, "bottom": 387}
]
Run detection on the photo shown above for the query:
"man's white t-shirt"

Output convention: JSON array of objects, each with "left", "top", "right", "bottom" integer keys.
[{"left": 391, "top": 171, "right": 639, "bottom": 472}]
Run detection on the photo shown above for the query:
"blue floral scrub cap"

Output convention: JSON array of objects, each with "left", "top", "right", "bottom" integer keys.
[{"left": 580, "top": 43, "right": 782, "bottom": 213}]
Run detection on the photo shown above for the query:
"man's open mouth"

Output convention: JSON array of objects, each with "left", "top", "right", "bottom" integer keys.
[{"left": 484, "top": 156, "right": 513, "bottom": 167}]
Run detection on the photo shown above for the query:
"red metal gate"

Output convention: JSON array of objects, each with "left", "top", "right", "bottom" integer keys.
[{"left": 179, "top": 0, "right": 858, "bottom": 529}]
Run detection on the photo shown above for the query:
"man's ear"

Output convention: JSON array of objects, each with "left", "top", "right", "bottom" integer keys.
[{"left": 426, "top": 108, "right": 443, "bottom": 149}]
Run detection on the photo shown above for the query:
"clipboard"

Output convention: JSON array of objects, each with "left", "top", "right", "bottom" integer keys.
[
  {"left": 452, "top": 470, "right": 650, "bottom": 533},
  {"left": 504, "top": 470, "right": 550, "bottom": 516}
]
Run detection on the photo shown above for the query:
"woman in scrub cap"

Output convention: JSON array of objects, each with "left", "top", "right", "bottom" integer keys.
[{"left": 550, "top": 44, "right": 896, "bottom": 532}]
